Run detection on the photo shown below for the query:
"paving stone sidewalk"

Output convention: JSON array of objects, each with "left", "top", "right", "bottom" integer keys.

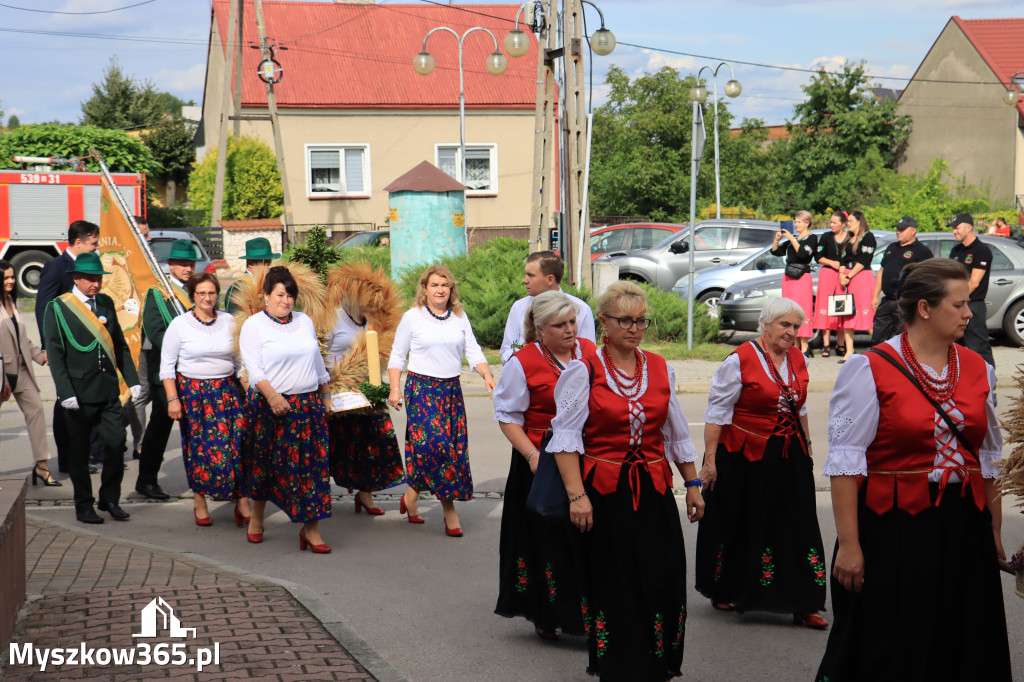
[{"left": 3, "top": 518, "right": 375, "bottom": 681}]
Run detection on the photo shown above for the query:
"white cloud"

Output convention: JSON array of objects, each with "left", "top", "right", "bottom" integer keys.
[
  {"left": 8, "top": 107, "right": 25, "bottom": 117},
  {"left": 150, "top": 63, "right": 206, "bottom": 93}
]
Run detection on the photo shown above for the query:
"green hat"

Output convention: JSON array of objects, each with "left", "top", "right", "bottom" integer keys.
[
  {"left": 69, "top": 252, "right": 111, "bottom": 276},
  {"left": 167, "top": 239, "right": 202, "bottom": 262},
  {"left": 240, "top": 237, "right": 280, "bottom": 261}
]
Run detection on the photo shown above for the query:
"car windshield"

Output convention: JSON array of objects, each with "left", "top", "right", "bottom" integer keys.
[
  {"left": 343, "top": 232, "right": 379, "bottom": 246},
  {"left": 150, "top": 237, "right": 208, "bottom": 261},
  {"left": 654, "top": 228, "right": 688, "bottom": 249}
]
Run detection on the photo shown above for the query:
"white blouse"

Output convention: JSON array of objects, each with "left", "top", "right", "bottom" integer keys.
[
  {"left": 493, "top": 340, "right": 585, "bottom": 425},
  {"left": 824, "top": 337, "right": 1002, "bottom": 481},
  {"left": 387, "top": 307, "right": 488, "bottom": 379},
  {"left": 325, "top": 309, "right": 366, "bottom": 368},
  {"left": 159, "top": 311, "right": 240, "bottom": 381},
  {"left": 239, "top": 311, "right": 330, "bottom": 395},
  {"left": 704, "top": 346, "right": 809, "bottom": 425},
  {"left": 547, "top": 351, "right": 697, "bottom": 463}
]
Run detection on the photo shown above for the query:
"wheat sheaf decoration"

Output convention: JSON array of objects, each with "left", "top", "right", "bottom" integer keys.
[
  {"left": 324, "top": 261, "right": 404, "bottom": 394},
  {"left": 998, "top": 366, "right": 1024, "bottom": 508}
]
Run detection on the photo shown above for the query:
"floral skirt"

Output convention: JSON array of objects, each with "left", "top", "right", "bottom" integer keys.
[
  {"left": 581, "top": 460, "right": 687, "bottom": 681},
  {"left": 402, "top": 373, "right": 472, "bottom": 501},
  {"left": 495, "top": 448, "right": 586, "bottom": 634},
  {"left": 695, "top": 430, "right": 826, "bottom": 614},
  {"left": 177, "top": 374, "right": 246, "bottom": 501},
  {"left": 243, "top": 389, "right": 331, "bottom": 523},
  {"left": 328, "top": 411, "right": 405, "bottom": 491}
]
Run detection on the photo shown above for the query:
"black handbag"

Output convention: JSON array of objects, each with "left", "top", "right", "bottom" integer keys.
[
  {"left": 525, "top": 359, "right": 594, "bottom": 520},
  {"left": 784, "top": 263, "right": 810, "bottom": 279}
]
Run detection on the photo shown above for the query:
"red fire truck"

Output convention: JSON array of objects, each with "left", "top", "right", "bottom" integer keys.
[{"left": 0, "top": 168, "right": 146, "bottom": 295}]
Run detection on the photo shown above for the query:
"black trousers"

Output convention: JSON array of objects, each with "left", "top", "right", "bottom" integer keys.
[
  {"left": 53, "top": 402, "right": 70, "bottom": 472},
  {"left": 137, "top": 376, "right": 174, "bottom": 488},
  {"left": 870, "top": 297, "right": 901, "bottom": 346},
  {"left": 956, "top": 300, "right": 994, "bottom": 367},
  {"left": 66, "top": 398, "right": 126, "bottom": 515}
]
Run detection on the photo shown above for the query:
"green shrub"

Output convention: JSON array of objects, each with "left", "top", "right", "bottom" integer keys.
[
  {"left": 187, "top": 134, "right": 283, "bottom": 227},
  {"left": 288, "top": 225, "right": 342, "bottom": 281},
  {"left": 638, "top": 283, "right": 719, "bottom": 343}
]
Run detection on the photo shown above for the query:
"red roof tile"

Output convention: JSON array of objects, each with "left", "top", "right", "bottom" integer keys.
[
  {"left": 953, "top": 16, "right": 1024, "bottom": 115},
  {"left": 211, "top": 1, "right": 537, "bottom": 110}
]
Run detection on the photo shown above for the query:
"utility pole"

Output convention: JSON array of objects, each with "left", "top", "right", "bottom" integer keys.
[
  {"left": 528, "top": 1, "right": 556, "bottom": 254},
  {"left": 562, "top": 0, "right": 590, "bottom": 287},
  {"left": 210, "top": 0, "right": 241, "bottom": 230},
  {"left": 253, "top": 0, "right": 296, "bottom": 245}
]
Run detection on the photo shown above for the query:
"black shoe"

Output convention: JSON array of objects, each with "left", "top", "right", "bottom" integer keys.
[
  {"left": 97, "top": 500, "right": 130, "bottom": 521},
  {"left": 32, "top": 464, "right": 63, "bottom": 487},
  {"left": 77, "top": 508, "right": 105, "bottom": 524},
  {"left": 135, "top": 483, "right": 170, "bottom": 500},
  {"left": 89, "top": 455, "right": 103, "bottom": 466},
  {"left": 88, "top": 464, "right": 99, "bottom": 474}
]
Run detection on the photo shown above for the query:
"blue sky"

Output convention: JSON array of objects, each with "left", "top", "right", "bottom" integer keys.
[{"left": 0, "top": 0, "right": 1020, "bottom": 127}]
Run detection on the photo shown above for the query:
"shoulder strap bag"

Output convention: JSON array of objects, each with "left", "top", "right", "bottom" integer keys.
[{"left": 751, "top": 341, "right": 810, "bottom": 453}]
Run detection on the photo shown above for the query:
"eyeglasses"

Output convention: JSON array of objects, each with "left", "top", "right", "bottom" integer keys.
[{"left": 606, "top": 315, "right": 652, "bottom": 330}]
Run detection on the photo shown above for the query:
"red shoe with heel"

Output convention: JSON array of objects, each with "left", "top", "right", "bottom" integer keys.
[
  {"left": 355, "top": 496, "right": 385, "bottom": 516},
  {"left": 234, "top": 506, "right": 251, "bottom": 527},
  {"left": 194, "top": 509, "right": 212, "bottom": 527},
  {"left": 299, "top": 528, "right": 331, "bottom": 554},
  {"left": 400, "top": 494, "right": 424, "bottom": 524}
]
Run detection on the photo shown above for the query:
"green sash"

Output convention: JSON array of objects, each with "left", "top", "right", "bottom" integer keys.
[{"left": 54, "top": 293, "right": 131, "bottom": 405}]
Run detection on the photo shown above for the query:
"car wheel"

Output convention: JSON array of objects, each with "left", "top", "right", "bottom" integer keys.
[
  {"left": 1002, "top": 298, "right": 1024, "bottom": 347},
  {"left": 697, "top": 289, "right": 724, "bottom": 318},
  {"left": 9, "top": 250, "right": 52, "bottom": 297},
  {"left": 620, "top": 274, "right": 647, "bottom": 284}
]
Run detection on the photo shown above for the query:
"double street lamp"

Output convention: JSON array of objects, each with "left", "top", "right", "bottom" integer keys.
[
  {"left": 1004, "top": 71, "right": 1024, "bottom": 106},
  {"left": 690, "top": 63, "right": 742, "bottom": 219}
]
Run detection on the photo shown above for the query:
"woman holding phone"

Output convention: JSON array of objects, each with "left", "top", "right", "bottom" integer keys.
[{"left": 771, "top": 212, "right": 817, "bottom": 358}]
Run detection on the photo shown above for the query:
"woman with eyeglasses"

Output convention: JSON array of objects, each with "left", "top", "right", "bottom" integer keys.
[
  {"left": 772, "top": 211, "right": 817, "bottom": 358},
  {"left": 695, "top": 297, "right": 828, "bottom": 630},
  {"left": 160, "top": 273, "right": 250, "bottom": 527},
  {"left": 813, "top": 211, "right": 849, "bottom": 358},
  {"left": 548, "top": 281, "right": 703, "bottom": 680},
  {"left": 837, "top": 211, "right": 876, "bottom": 363}
]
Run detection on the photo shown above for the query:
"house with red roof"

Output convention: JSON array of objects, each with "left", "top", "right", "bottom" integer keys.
[
  {"left": 200, "top": 0, "right": 541, "bottom": 235},
  {"left": 896, "top": 16, "right": 1024, "bottom": 209}
]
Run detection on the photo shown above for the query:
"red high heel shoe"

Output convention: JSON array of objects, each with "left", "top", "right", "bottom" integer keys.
[
  {"left": 400, "top": 494, "right": 424, "bottom": 524},
  {"left": 246, "top": 524, "right": 263, "bottom": 543},
  {"left": 194, "top": 508, "right": 212, "bottom": 527},
  {"left": 299, "top": 528, "right": 331, "bottom": 554},
  {"left": 711, "top": 598, "right": 735, "bottom": 611},
  {"left": 444, "top": 520, "right": 463, "bottom": 538},
  {"left": 354, "top": 495, "right": 385, "bottom": 516},
  {"left": 234, "top": 505, "right": 250, "bottom": 527},
  {"left": 793, "top": 613, "right": 829, "bottom": 630}
]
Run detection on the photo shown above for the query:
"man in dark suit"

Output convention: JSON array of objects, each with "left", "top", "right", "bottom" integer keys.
[
  {"left": 35, "top": 220, "right": 100, "bottom": 473},
  {"left": 43, "top": 252, "right": 141, "bottom": 524}
]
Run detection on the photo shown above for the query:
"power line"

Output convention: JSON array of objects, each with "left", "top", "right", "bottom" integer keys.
[{"left": 0, "top": 0, "right": 157, "bottom": 15}]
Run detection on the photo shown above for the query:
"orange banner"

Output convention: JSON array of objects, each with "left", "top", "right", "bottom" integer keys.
[{"left": 97, "top": 183, "right": 167, "bottom": 366}]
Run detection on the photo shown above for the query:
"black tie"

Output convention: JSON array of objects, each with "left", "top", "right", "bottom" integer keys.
[{"left": 87, "top": 298, "right": 96, "bottom": 314}]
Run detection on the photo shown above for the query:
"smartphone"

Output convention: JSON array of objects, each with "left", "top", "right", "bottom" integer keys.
[{"left": 779, "top": 220, "right": 794, "bottom": 233}]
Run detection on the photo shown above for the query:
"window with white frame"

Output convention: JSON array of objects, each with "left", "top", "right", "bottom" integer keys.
[
  {"left": 306, "top": 145, "right": 369, "bottom": 197},
  {"left": 436, "top": 144, "right": 497, "bottom": 194}
]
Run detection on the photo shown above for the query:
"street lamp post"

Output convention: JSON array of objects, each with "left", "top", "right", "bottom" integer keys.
[
  {"left": 691, "top": 62, "right": 742, "bottom": 219},
  {"left": 1003, "top": 70, "right": 1024, "bottom": 106},
  {"left": 414, "top": 27, "right": 508, "bottom": 199}
]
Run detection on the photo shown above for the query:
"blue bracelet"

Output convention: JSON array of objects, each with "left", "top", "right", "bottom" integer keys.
[{"left": 684, "top": 478, "right": 702, "bottom": 488}]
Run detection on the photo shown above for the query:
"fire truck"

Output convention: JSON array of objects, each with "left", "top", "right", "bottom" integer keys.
[{"left": 0, "top": 166, "right": 145, "bottom": 295}]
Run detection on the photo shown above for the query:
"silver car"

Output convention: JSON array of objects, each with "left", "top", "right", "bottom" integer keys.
[
  {"left": 595, "top": 219, "right": 781, "bottom": 291},
  {"left": 150, "top": 230, "right": 216, "bottom": 276}
]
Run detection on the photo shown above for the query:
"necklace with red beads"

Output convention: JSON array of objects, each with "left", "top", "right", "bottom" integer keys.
[
  {"left": 758, "top": 338, "right": 799, "bottom": 403},
  {"left": 601, "top": 346, "right": 645, "bottom": 399},
  {"left": 900, "top": 332, "right": 958, "bottom": 402},
  {"left": 191, "top": 309, "right": 217, "bottom": 327},
  {"left": 539, "top": 341, "right": 578, "bottom": 376}
]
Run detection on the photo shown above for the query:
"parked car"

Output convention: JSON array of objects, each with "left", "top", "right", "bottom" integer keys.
[
  {"left": 595, "top": 219, "right": 781, "bottom": 291},
  {"left": 718, "top": 232, "right": 1024, "bottom": 346},
  {"left": 341, "top": 230, "right": 390, "bottom": 247},
  {"left": 589, "top": 223, "right": 685, "bottom": 261},
  {"left": 149, "top": 230, "right": 215, "bottom": 276}
]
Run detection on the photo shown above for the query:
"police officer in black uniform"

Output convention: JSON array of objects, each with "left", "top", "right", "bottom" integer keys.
[
  {"left": 949, "top": 213, "right": 995, "bottom": 367},
  {"left": 870, "top": 216, "right": 933, "bottom": 344}
]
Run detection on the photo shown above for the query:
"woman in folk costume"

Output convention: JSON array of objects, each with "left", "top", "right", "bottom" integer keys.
[
  {"left": 816, "top": 259, "right": 1011, "bottom": 681},
  {"left": 695, "top": 297, "right": 827, "bottom": 628},
  {"left": 323, "top": 262, "right": 405, "bottom": 515},
  {"left": 493, "top": 290, "right": 596, "bottom": 640}
]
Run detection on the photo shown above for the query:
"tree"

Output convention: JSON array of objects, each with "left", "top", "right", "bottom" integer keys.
[
  {"left": 187, "top": 134, "right": 283, "bottom": 227},
  {"left": 141, "top": 116, "right": 196, "bottom": 204},
  {"left": 782, "top": 62, "right": 911, "bottom": 213},
  {"left": 0, "top": 123, "right": 161, "bottom": 176},
  {"left": 81, "top": 58, "right": 163, "bottom": 130},
  {"left": 152, "top": 92, "right": 195, "bottom": 118},
  {"left": 7, "top": 114, "right": 20, "bottom": 129}
]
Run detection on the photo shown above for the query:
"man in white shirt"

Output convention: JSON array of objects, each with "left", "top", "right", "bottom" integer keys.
[{"left": 500, "top": 251, "right": 596, "bottom": 364}]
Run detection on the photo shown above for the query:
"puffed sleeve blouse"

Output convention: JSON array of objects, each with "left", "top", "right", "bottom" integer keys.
[
  {"left": 771, "top": 233, "right": 818, "bottom": 266},
  {"left": 547, "top": 352, "right": 697, "bottom": 463},
  {"left": 841, "top": 231, "right": 876, "bottom": 270},
  {"left": 703, "top": 350, "right": 809, "bottom": 424},
  {"left": 239, "top": 311, "right": 330, "bottom": 395},
  {"left": 823, "top": 337, "right": 1002, "bottom": 481},
  {"left": 159, "top": 311, "right": 241, "bottom": 381},
  {"left": 387, "top": 307, "right": 487, "bottom": 379},
  {"left": 493, "top": 339, "right": 587, "bottom": 425}
]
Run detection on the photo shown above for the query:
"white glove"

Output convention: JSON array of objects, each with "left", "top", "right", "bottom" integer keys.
[
  {"left": 62, "top": 397, "right": 80, "bottom": 410},
  {"left": 130, "top": 385, "right": 142, "bottom": 400}
]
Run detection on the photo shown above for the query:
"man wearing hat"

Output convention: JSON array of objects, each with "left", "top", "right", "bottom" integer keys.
[
  {"left": 949, "top": 213, "right": 995, "bottom": 367},
  {"left": 134, "top": 239, "right": 201, "bottom": 500},
  {"left": 224, "top": 237, "right": 279, "bottom": 314},
  {"left": 43, "top": 252, "right": 141, "bottom": 524},
  {"left": 870, "top": 216, "right": 933, "bottom": 345}
]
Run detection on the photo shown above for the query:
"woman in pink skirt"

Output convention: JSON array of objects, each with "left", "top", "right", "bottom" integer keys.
[
  {"left": 771, "top": 211, "right": 817, "bottom": 357},
  {"left": 813, "top": 212, "right": 849, "bottom": 357},
  {"left": 837, "top": 211, "right": 876, "bottom": 363}
]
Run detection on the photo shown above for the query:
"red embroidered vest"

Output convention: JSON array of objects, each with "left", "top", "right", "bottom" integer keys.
[
  {"left": 720, "top": 342, "right": 808, "bottom": 461},
  {"left": 516, "top": 339, "right": 598, "bottom": 449},
  {"left": 864, "top": 344, "right": 988, "bottom": 515},
  {"left": 582, "top": 351, "right": 674, "bottom": 503}
]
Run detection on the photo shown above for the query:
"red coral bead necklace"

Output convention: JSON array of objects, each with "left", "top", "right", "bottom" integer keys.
[
  {"left": 602, "top": 346, "right": 645, "bottom": 398},
  {"left": 900, "top": 332, "right": 958, "bottom": 403}
]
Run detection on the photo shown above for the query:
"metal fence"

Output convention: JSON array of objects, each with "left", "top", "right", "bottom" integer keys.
[{"left": 180, "top": 226, "right": 224, "bottom": 260}]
